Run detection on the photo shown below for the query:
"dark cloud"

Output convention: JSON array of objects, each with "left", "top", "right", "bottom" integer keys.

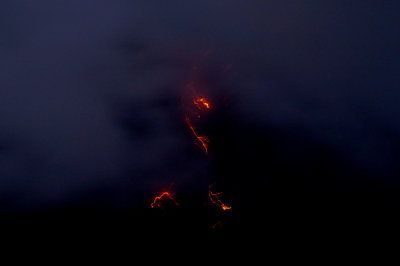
[{"left": 0, "top": 0, "right": 399, "bottom": 230}]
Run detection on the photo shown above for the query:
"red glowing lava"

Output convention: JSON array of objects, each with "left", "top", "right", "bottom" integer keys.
[
  {"left": 193, "top": 97, "right": 211, "bottom": 110},
  {"left": 209, "top": 185, "right": 231, "bottom": 211},
  {"left": 151, "top": 191, "right": 179, "bottom": 209},
  {"left": 185, "top": 115, "right": 210, "bottom": 155}
]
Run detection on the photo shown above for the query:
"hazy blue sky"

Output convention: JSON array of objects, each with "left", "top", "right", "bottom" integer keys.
[{"left": 1, "top": 1, "right": 399, "bottom": 211}]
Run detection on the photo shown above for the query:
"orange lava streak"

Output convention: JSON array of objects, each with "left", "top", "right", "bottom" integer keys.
[
  {"left": 185, "top": 115, "right": 210, "bottom": 155},
  {"left": 193, "top": 97, "right": 211, "bottom": 110},
  {"left": 151, "top": 191, "right": 178, "bottom": 209},
  {"left": 208, "top": 185, "right": 231, "bottom": 211}
]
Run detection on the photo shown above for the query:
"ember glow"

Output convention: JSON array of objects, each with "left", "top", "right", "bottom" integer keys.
[
  {"left": 212, "top": 220, "right": 224, "bottom": 230},
  {"left": 151, "top": 191, "right": 179, "bottom": 209},
  {"left": 193, "top": 97, "right": 211, "bottom": 110},
  {"left": 209, "top": 185, "right": 232, "bottom": 211},
  {"left": 185, "top": 115, "right": 210, "bottom": 155}
]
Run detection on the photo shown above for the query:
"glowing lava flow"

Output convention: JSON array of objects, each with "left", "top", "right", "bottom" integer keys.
[
  {"left": 193, "top": 97, "right": 211, "bottom": 110},
  {"left": 185, "top": 115, "right": 210, "bottom": 155},
  {"left": 151, "top": 191, "right": 179, "bottom": 209},
  {"left": 209, "top": 185, "right": 231, "bottom": 211}
]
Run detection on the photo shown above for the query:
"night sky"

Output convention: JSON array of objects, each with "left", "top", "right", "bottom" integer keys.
[{"left": 1, "top": 1, "right": 400, "bottom": 243}]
